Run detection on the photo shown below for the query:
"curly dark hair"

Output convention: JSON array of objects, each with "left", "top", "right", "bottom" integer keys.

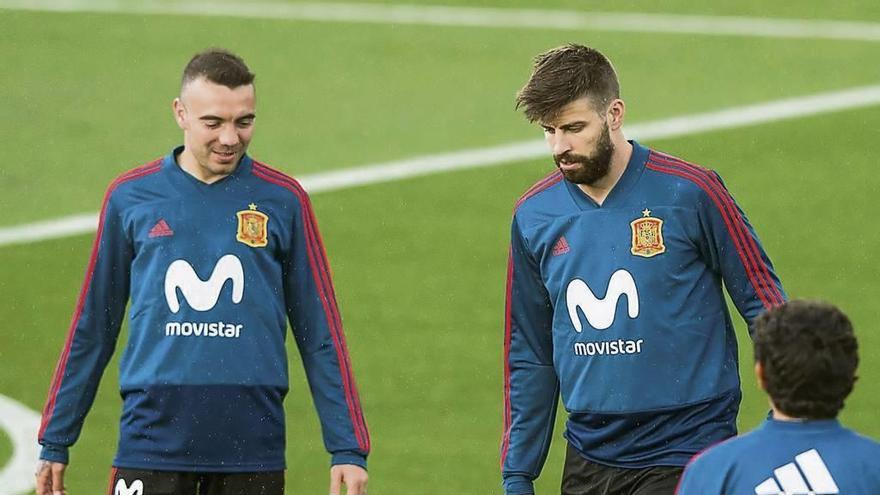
[
  {"left": 515, "top": 44, "right": 620, "bottom": 123},
  {"left": 754, "top": 300, "right": 858, "bottom": 419},
  {"left": 181, "top": 48, "right": 255, "bottom": 90}
]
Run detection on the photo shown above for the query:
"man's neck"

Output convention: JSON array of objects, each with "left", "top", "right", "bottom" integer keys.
[
  {"left": 770, "top": 403, "right": 831, "bottom": 422},
  {"left": 576, "top": 139, "right": 633, "bottom": 205},
  {"left": 771, "top": 406, "right": 800, "bottom": 422},
  {"left": 176, "top": 147, "right": 234, "bottom": 184}
]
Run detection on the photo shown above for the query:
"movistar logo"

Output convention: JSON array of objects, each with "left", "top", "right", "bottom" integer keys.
[
  {"left": 164, "top": 254, "right": 244, "bottom": 313},
  {"left": 566, "top": 269, "right": 639, "bottom": 331},
  {"left": 115, "top": 479, "right": 144, "bottom": 495},
  {"left": 755, "top": 449, "right": 839, "bottom": 495}
]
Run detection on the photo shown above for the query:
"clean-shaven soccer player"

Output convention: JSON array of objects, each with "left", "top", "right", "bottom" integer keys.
[
  {"left": 676, "top": 300, "right": 880, "bottom": 494},
  {"left": 36, "top": 49, "right": 369, "bottom": 495},
  {"left": 501, "top": 44, "right": 786, "bottom": 495}
]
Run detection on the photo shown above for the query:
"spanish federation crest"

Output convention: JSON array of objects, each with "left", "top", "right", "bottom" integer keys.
[
  {"left": 630, "top": 208, "right": 665, "bottom": 258},
  {"left": 236, "top": 203, "right": 269, "bottom": 248}
]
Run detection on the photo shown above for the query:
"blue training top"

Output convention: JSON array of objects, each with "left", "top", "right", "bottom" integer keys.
[
  {"left": 501, "top": 141, "right": 785, "bottom": 494},
  {"left": 38, "top": 147, "right": 370, "bottom": 472},
  {"left": 677, "top": 418, "right": 880, "bottom": 494}
]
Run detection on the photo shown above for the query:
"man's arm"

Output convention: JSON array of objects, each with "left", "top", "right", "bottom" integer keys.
[
  {"left": 697, "top": 170, "right": 786, "bottom": 328},
  {"left": 501, "top": 216, "right": 559, "bottom": 495},
  {"left": 36, "top": 185, "right": 132, "bottom": 493},
  {"left": 283, "top": 183, "right": 370, "bottom": 479}
]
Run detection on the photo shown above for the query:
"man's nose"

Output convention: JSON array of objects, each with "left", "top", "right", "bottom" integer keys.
[
  {"left": 549, "top": 133, "right": 570, "bottom": 156},
  {"left": 218, "top": 125, "right": 239, "bottom": 146}
]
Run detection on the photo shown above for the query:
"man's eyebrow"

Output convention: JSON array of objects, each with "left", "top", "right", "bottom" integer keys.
[
  {"left": 540, "top": 120, "right": 588, "bottom": 130},
  {"left": 559, "top": 120, "right": 587, "bottom": 130},
  {"left": 199, "top": 113, "right": 257, "bottom": 122},
  {"left": 197, "top": 113, "right": 256, "bottom": 121}
]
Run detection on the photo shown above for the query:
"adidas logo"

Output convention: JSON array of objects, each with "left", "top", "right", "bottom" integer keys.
[
  {"left": 148, "top": 219, "right": 174, "bottom": 238},
  {"left": 552, "top": 236, "right": 570, "bottom": 256},
  {"left": 754, "top": 449, "right": 839, "bottom": 495}
]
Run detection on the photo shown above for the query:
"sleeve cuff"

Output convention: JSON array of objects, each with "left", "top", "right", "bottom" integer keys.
[
  {"left": 39, "top": 444, "right": 69, "bottom": 464},
  {"left": 331, "top": 451, "right": 367, "bottom": 470},
  {"left": 503, "top": 475, "right": 535, "bottom": 494}
]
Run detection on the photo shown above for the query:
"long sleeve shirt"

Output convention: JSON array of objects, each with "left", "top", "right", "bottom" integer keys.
[
  {"left": 39, "top": 148, "right": 370, "bottom": 471},
  {"left": 501, "top": 141, "right": 784, "bottom": 493}
]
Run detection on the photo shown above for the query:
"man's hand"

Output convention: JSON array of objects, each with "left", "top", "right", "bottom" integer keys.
[
  {"left": 35, "top": 460, "right": 67, "bottom": 495},
  {"left": 330, "top": 464, "right": 368, "bottom": 495}
]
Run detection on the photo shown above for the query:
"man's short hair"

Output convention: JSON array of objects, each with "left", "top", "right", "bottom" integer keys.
[
  {"left": 515, "top": 43, "right": 620, "bottom": 123},
  {"left": 754, "top": 300, "right": 859, "bottom": 419},
  {"left": 181, "top": 48, "right": 255, "bottom": 90}
]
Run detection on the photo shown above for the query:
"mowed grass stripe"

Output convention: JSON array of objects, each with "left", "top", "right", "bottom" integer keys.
[
  {"left": 5, "top": 9, "right": 877, "bottom": 225},
  {"left": 3, "top": 83, "right": 880, "bottom": 248},
  {"left": 3, "top": 0, "right": 880, "bottom": 42}
]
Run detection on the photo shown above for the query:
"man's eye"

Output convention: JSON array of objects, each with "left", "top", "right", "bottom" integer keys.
[
  {"left": 237, "top": 120, "right": 254, "bottom": 128},
  {"left": 205, "top": 122, "right": 221, "bottom": 129}
]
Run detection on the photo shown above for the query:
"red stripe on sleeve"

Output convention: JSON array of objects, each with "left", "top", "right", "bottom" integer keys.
[
  {"left": 515, "top": 171, "right": 563, "bottom": 210},
  {"left": 39, "top": 160, "right": 162, "bottom": 440},
  {"left": 252, "top": 164, "right": 370, "bottom": 449},
  {"left": 251, "top": 163, "right": 370, "bottom": 451},
  {"left": 501, "top": 171, "right": 561, "bottom": 467},
  {"left": 648, "top": 152, "right": 784, "bottom": 307},
  {"left": 646, "top": 158, "right": 779, "bottom": 309},
  {"left": 297, "top": 192, "right": 370, "bottom": 451},
  {"left": 252, "top": 165, "right": 369, "bottom": 450},
  {"left": 500, "top": 247, "right": 514, "bottom": 468}
]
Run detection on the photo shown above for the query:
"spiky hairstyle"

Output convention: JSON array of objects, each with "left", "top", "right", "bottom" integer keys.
[{"left": 516, "top": 44, "right": 619, "bottom": 122}]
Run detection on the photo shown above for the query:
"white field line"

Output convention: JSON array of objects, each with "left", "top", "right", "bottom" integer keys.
[
  {"left": 2, "top": 0, "right": 880, "bottom": 43},
  {"left": 2, "top": 84, "right": 880, "bottom": 248},
  {"left": 0, "top": 395, "right": 40, "bottom": 495}
]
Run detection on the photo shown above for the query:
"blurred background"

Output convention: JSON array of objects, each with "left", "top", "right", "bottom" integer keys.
[{"left": 1, "top": 1, "right": 879, "bottom": 493}]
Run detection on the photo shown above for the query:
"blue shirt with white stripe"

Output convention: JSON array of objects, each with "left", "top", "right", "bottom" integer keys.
[{"left": 676, "top": 418, "right": 880, "bottom": 494}]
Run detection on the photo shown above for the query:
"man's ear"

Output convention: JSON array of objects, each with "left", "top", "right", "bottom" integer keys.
[
  {"left": 172, "top": 97, "right": 187, "bottom": 130},
  {"left": 606, "top": 98, "right": 625, "bottom": 131},
  {"left": 755, "top": 361, "right": 767, "bottom": 391}
]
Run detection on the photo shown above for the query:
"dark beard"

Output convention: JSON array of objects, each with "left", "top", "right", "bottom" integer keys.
[{"left": 554, "top": 122, "right": 614, "bottom": 185}]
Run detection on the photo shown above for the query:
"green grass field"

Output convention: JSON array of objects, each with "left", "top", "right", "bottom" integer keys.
[{"left": 1, "top": 1, "right": 879, "bottom": 493}]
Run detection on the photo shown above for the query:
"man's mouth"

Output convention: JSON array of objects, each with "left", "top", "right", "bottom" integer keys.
[
  {"left": 557, "top": 157, "right": 582, "bottom": 170},
  {"left": 213, "top": 149, "right": 237, "bottom": 162}
]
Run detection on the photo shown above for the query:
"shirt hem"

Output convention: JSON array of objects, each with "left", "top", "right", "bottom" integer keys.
[
  {"left": 564, "top": 438, "right": 693, "bottom": 469},
  {"left": 565, "top": 386, "right": 741, "bottom": 415},
  {"left": 112, "top": 459, "right": 286, "bottom": 473}
]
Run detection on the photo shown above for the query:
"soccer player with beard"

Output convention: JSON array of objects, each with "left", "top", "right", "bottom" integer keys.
[{"left": 500, "top": 44, "right": 786, "bottom": 495}]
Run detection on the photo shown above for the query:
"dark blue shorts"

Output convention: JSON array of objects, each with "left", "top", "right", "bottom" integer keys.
[
  {"left": 108, "top": 468, "right": 284, "bottom": 495},
  {"left": 562, "top": 443, "right": 683, "bottom": 495}
]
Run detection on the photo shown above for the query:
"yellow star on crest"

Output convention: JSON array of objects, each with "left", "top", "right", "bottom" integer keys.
[
  {"left": 642, "top": 208, "right": 652, "bottom": 217},
  {"left": 248, "top": 203, "right": 258, "bottom": 210}
]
